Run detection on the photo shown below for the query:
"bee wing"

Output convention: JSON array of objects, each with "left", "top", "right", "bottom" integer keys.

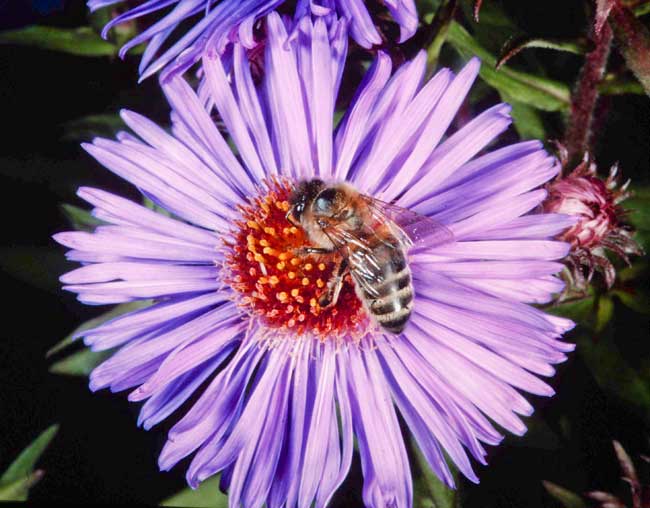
[
  {"left": 322, "top": 224, "right": 390, "bottom": 299},
  {"left": 361, "top": 195, "right": 455, "bottom": 249}
]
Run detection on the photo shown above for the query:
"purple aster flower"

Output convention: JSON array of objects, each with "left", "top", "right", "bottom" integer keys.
[
  {"left": 54, "top": 13, "right": 575, "bottom": 508},
  {"left": 90, "top": 0, "right": 416, "bottom": 79}
]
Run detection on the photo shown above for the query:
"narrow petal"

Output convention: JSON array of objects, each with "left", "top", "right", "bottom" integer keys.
[{"left": 348, "top": 346, "right": 412, "bottom": 508}]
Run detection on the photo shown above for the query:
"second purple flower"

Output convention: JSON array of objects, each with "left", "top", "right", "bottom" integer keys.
[{"left": 92, "top": 0, "right": 417, "bottom": 79}]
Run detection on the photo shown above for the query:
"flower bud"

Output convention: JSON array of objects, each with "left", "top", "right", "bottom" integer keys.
[{"left": 543, "top": 149, "right": 643, "bottom": 292}]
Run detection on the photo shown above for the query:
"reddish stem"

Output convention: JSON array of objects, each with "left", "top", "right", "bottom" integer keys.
[
  {"left": 473, "top": 0, "right": 483, "bottom": 22},
  {"left": 563, "top": 18, "right": 613, "bottom": 164},
  {"left": 609, "top": 2, "right": 650, "bottom": 95}
]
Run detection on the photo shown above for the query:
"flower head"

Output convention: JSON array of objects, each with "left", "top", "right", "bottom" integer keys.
[
  {"left": 542, "top": 149, "right": 644, "bottom": 292},
  {"left": 92, "top": 0, "right": 417, "bottom": 79},
  {"left": 55, "top": 13, "right": 575, "bottom": 508}
]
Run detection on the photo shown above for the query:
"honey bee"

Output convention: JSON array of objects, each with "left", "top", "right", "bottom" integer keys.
[{"left": 286, "top": 179, "right": 454, "bottom": 334}]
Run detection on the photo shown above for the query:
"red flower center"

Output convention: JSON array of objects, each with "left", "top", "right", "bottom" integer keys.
[{"left": 223, "top": 179, "right": 369, "bottom": 341}]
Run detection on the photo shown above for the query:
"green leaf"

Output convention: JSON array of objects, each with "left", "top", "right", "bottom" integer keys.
[
  {"left": 424, "top": 0, "right": 457, "bottom": 71},
  {"left": 61, "top": 113, "right": 126, "bottom": 142},
  {"left": 542, "top": 481, "right": 587, "bottom": 508},
  {"left": 0, "top": 26, "right": 116, "bottom": 57},
  {"left": 0, "top": 424, "right": 59, "bottom": 501},
  {"left": 0, "top": 425, "right": 58, "bottom": 485},
  {"left": 161, "top": 476, "right": 228, "bottom": 508},
  {"left": 576, "top": 332, "right": 650, "bottom": 421},
  {"left": 419, "top": 0, "right": 443, "bottom": 18},
  {"left": 549, "top": 295, "right": 597, "bottom": 324},
  {"left": 0, "top": 247, "right": 70, "bottom": 292},
  {"left": 412, "top": 441, "right": 457, "bottom": 508},
  {"left": 625, "top": 187, "right": 650, "bottom": 231},
  {"left": 633, "top": 1, "right": 650, "bottom": 17},
  {"left": 143, "top": 196, "right": 173, "bottom": 217},
  {"left": 496, "top": 36, "right": 587, "bottom": 69},
  {"left": 0, "top": 471, "right": 45, "bottom": 502},
  {"left": 60, "top": 204, "right": 104, "bottom": 232},
  {"left": 47, "top": 301, "right": 152, "bottom": 357},
  {"left": 599, "top": 74, "right": 647, "bottom": 95},
  {"left": 624, "top": 187, "right": 650, "bottom": 252},
  {"left": 502, "top": 94, "right": 546, "bottom": 139},
  {"left": 612, "top": 288, "right": 650, "bottom": 315},
  {"left": 618, "top": 261, "right": 648, "bottom": 282},
  {"left": 458, "top": 0, "right": 519, "bottom": 53},
  {"left": 88, "top": 2, "right": 147, "bottom": 53},
  {"left": 595, "top": 295, "right": 614, "bottom": 332},
  {"left": 88, "top": 6, "right": 112, "bottom": 37},
  {"left": 446, "top": 21, "right": 571, "bottom": 111},
  {"left": 47, "top": 307, "right": 149, "bottom": 371},
  {"left": 49, "top": 348, "right": 113, "bottom": 376}
]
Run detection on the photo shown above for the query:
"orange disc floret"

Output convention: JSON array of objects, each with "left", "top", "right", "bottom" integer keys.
[{"left": 223, "top": 179, "right": 368, "bottom": 341}]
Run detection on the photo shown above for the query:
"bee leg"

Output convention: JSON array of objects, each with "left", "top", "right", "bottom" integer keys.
[
  {"left": 319, "top": 259, "right": 349, "bottom": 308},
  {"left": 293, "top": 246, "right": 335, "bottom": 257}
]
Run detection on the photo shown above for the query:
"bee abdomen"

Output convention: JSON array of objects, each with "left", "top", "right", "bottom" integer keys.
[
  {"left": 365, "top": 263, "right": 414, "bottom": 334},
  {"left": 351, "top": 237, "right": 414, "bottom": 334}
]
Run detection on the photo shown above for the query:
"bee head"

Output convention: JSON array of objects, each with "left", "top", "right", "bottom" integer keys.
[{"left": 287, "top": 179, "right": 325, "bottom": 225}]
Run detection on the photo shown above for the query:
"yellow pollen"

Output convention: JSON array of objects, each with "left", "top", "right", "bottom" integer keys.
[{"left": 225, "top": 179, "right": 369, "bottom": 341}]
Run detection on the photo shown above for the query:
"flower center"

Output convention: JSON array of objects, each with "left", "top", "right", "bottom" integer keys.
[{"left": 223, "top": 179, "right": 369, "bottom": 341}]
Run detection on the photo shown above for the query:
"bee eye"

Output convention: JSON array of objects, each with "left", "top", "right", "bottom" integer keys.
[{"left": 314, "top": 188, "right": 338, "bottom": 213}]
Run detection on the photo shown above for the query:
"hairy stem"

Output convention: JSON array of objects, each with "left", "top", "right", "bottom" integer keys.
[{"left": 564, "top": 18, "right": 613, "bottom": 164}]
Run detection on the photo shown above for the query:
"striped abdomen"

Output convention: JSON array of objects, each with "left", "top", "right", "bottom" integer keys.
[{"left": 348, "top": 234, "right": 413, "bottom": 334}]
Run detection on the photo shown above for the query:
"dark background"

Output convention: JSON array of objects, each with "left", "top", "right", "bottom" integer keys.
[{"left": 0, "top": 0, "right": 649, "bottom": 506}]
